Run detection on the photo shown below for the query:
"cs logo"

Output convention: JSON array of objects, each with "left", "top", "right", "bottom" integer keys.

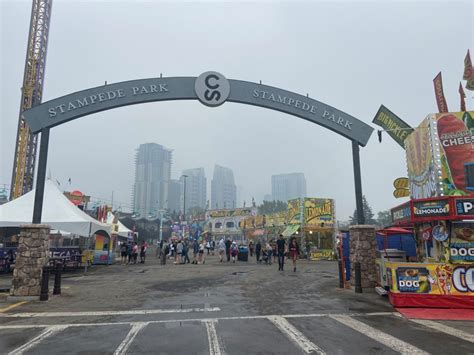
[{"left": 195, "top": 71, "right": 230, "bottom": 107}]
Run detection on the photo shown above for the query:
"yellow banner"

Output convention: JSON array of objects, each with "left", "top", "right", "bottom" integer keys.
[
  {"left": 310, "top": 249, "right": 334, "bottom": 260},
  {"left": 287, "top": 199, "right": 301, "bottom": 225},
  {"left": 386, "top": 262, "right": 474, "bottom": 296},
  {"left": 304, "top": 198, "right": 334, "bottom": 227}
]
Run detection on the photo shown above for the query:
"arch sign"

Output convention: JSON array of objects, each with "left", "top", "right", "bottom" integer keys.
[
  {"left": 23, "top": 72, "right": 373, "bottom": 145},
  {"left": 22, "top": 72, "right": 373, "bottom": 224}
]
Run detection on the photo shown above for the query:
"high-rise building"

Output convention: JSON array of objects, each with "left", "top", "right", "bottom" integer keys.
[
  {"left": 167, "top": 179, "right": 182, "bottom": 214},
  {"left": 271, "top": 173, "right": 307, "bottom": 203},
  {"left": 132, "top": 143, "right": 172, "bottom": 218},
  {"left": 181, "top": 168, "right": 207, "bottom": 213},
  {"left": 211, "top": 165, "right": 237, "bottom": 210}
]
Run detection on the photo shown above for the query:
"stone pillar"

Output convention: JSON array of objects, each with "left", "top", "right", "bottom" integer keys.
[
  {"left": 10, "top": 224, "right": 50, "bottom": 297},
  {"left": 349, "top": 225, "right": 376, "bottom": 289}
]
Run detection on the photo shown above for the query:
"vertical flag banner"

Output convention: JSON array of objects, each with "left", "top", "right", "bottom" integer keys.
[
  {"left": 433, "top": 72, "right": 449, "bottom": 113},
  {"left": 464, "top": 50, "right": 474, "bottom": 91},
  {"left": 459, "top": 83, "right": 466, "bottom": 112}
]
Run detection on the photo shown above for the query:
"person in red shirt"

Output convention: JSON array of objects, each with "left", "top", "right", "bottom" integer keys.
[{"left": 289, "top": 237, "right": 300, "bottom": 272}]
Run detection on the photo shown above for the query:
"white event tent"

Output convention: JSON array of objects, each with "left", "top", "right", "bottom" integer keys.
[
  {"left": 0, "top": 180, "right": 111, "bottom": 237},
  {"left": 106, "top": 212, "right": 132, "bottom": 238}
]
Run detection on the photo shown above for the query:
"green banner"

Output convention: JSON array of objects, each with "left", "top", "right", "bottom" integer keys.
[{"left": 372, "top": 105, "right": 413, "bottom": 148}]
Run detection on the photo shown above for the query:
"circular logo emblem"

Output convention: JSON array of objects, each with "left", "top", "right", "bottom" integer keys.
[
  {"left": 432, "top": 225, "right": 449, "bottom": 242},
  {"left": 195, "top": 71, "right": 230, "bottom": 107}
]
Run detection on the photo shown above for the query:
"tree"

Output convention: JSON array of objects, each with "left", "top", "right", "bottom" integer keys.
[
  {"left": 376, "top": 210, "right": 392, "bottom": 228},
  {"left": 349, "top": 195, "right": 376, "bottom": 225},
  {"left": 258, "top": 200, "right": 287, "bottom": 214}
]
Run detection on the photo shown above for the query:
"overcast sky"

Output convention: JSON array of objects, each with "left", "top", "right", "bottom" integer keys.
[{"left": 1, "top": 0, "right": 473, "bottom": 220}]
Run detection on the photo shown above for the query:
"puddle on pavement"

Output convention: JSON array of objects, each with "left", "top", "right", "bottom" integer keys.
[{"left": 231, "top": 271, "right": 248, "bottom": 276}]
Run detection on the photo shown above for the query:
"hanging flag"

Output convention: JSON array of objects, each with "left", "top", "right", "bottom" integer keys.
[
  {"left": 464, "top": 50, "right": 474, "bottom": 91},
  {"left": 68, "top": 177, "right": 72, "bottom": 184},
  {"left": 459, "top": 82, "right": 466, "bottom": 111},
  {"left": 463, "top": 50, "right": 472, "bottom": 80},
  {"left": 433, "top": 72, "right": 449, "bottom": 113},
  {"left": 372, "top": 105, "right": 413, "bottom": 148}
]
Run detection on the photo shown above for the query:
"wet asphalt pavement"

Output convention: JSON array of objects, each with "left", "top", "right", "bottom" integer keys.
[{"left": 0, "top": 251, "right": 473, "bottom": 354}]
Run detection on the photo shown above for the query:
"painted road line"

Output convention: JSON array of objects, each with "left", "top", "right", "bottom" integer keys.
[
  {"left": 203, "top": 320, "right": 225, "bottom": 355},
  {"left": 0, "top": 312, "right": 407, "bottom": 330},
  {"left": 0, "top": 301, "right": 28, "bottom": 313},
  {"left": 8, "top": 325, "right": 68, "bottom": 355},
  {"left": 329, "top": 315, "right": 428, "bottom": 355},
  {"left": 284, "top": 312, "right": 397, "bottom": 318},
  {"left": 1, "top": 306, "right": 221, "bottom": 318},
  {"left": 409, "top": 319, "right": 474, "bottom": 344},
  {"left": 268, "top": 316, "right": 325, "bottom": 354},
  {"left": 113, "top": 322, "right": 148, "bottom": 355}
]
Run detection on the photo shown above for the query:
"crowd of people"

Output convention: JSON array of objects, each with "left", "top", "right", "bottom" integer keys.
[
  {"left": 120, "top": 240, "right": 148, "bottom": 265},
  {"left": 148, "top": 234, "right": 301, "bottom": 272}
]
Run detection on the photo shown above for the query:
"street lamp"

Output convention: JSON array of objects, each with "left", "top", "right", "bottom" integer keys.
[
  {"left": 159, "top": 209, "right": 165, "bottom": 242},
  {"left": 181, "top": 174, "right": 188, "bottom": 223}
]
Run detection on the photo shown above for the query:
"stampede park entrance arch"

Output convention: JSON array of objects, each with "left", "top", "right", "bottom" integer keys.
[{"left": 21, "top": 71, "right": 374, "bottom": 225}]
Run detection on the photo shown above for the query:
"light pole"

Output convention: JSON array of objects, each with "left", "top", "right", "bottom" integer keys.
[
  {"left": 181, "top": 175, "right": 188, "bottom": 223},
  {"left": 159, "top": 209, "right": 164, "bottom": 242}
]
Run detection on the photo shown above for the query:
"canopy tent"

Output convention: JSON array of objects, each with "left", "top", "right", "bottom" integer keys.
[
  {"left": 0, "top": 180, "right": 111, "bottom": 237},
  {"left": 106, "top": 212, "right": 133, "bottom": 238},
  {"left": 281, "top": 224, "right": 300, "bottom": 237}
]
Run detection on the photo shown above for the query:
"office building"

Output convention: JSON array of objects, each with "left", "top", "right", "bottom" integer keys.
[
  {"left": 181, "top": 168, "right": 207, "bottom": 213},
  {"left": 132, "top": 143, "right": 172, "bottom": 218},
  {"left": 271, "top": 173, "right": 307, "bottom": 203},
  {"left": 211, "top": 165, "right": 237, "bottom": 210}
]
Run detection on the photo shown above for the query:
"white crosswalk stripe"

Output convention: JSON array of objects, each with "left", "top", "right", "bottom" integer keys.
[
  {"left": 203, "top": 319, "right": 225, "bottom": 355},
  {"left": 7, "top": 325, "right": 68, "bottom": 355},
  {"left": 329, "top": 315, "right": 428, "bottom": 355},
  {"left": 409, "top": 319, "right": 474, "bottom": 344},
  {"left": 113, "top": 322, "right": 148, "bottom": 355},
  {"left": 268, "top": 316, "right": 326, "bottom": 354},
  {"left": 2, "top": 313, "right": 471, "bottom": 355}
]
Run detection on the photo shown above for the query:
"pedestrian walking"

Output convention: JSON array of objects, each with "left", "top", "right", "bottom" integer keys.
[
  {"left": 140, "top": 241, "right": 147, "bottom": 264},
  {"left": 206, "top": 240, "right": 211, "bottom": 255},
  {"left": 218, "top": 238, "right": 226, "bottom": 262},
  {"left": 249, "top": 241, "right": 254, "bottom": 257},
  {"left": 225, "top": 238, "right": 231, "bottom": 262},
  {"left": 127, "top": 242, "right": 133, "bottom": 264},
  {"left": 265, "top": 242, "right": 273, "bottom": 265},
  {"left": 183, "top": 240, "right": 191, "bottom": 264},
  {"left": 277, "top": 234, "right": 286, "bottom": 271},
  {"left": 132, "top": 242, "right": 139, "bottom": 264},
  {"left": 192, "top": 239, "right": 199, "bottom": 264},
  {"left": 161, "top": 241, "right": 168, "bottom": 265},
  {"left": 255, "top": 240, "right": 262, "bottom": 263},
  {"left": 120, "top": 243, "right": 127, "bottom": 264},
  {"left": 175, "top": 240, "right": 183, "bottom": 264},
  {"left": 289, "top": 237, "right": 300, "bottom": 272},
  {"left": 210, "top": 240, "right": 216, "bottom": 256},
  {"left": 199, "top": 240, "right": 205, "bottom": 264},
  {"left": 230, "top": 241, "right": 238, "bottom": 263}
]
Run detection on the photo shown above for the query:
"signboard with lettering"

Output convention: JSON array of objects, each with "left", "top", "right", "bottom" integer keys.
[
  {"left": 22, "top": 73, "right": 373, "bottom": 146},
  {"left": 448, "top": 222, "right": 474, "bottom": 264},
  {"left": 454, "top": 198, "right": 474, "bottom": 217},
  {"left": 391, "top": 202, "right": 411, "bottom": 225},
  {"left": 411, "top": 199, "right": 451, "bottom": 221},
  {"left": 304, "top": 198, "right": 334, "bottom": 227},
  {"left": 386, "top": 262, "right": 474, "bottom": 295},
  {"left": 372, "top": 105, "right": 413, "bottom": 148}
]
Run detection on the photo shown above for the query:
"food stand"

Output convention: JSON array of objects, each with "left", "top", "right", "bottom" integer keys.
[{"left": 380, "top": 111, "right": 474, "bottom": 308}]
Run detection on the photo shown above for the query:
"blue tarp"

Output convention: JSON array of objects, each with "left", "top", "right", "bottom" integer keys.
[{"left": 376, "top": 233, "right": 417, "bottom": 257}]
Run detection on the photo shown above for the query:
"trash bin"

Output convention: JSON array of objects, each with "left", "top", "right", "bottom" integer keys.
[{"left": 238, "top": 246, "right": 248, "bottom": 261}]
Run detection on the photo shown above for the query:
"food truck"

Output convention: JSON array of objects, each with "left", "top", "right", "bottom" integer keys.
[{"left": 379, "top": 111, "right": 474, "bottom": 308}]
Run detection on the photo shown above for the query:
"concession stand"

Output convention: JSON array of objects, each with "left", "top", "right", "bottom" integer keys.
[{"left": 379, "top": 111, "right": 474, "bottom": 308}]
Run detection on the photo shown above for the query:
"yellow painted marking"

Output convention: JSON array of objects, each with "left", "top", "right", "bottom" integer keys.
[{"left": 0, "top": 301, "right": 28, "bottom": 313}]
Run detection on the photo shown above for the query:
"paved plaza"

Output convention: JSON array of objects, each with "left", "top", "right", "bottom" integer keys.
[{"left": 0, "top": 253, "right": 473, "bottom": 354}]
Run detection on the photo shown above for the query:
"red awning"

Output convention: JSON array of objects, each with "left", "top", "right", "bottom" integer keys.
[{"left": 377, "top": 227, "right": 413, "bottom": 236}]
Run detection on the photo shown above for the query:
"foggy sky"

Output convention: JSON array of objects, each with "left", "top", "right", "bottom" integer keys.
[{"left": 1, "top": 0, "right": 473, "bottom": 220}]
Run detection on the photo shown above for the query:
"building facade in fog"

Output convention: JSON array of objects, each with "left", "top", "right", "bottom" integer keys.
[
  {"left": 167, "top": 179, "right": 182, "bottom": 214},
  {"left": 211, "top": 165, "right": 237, "bottom": 210},
  {"left": 181, "top": 168, "right": 207, "bottom": 213},
  {"left": 132, "top": 143, "right": 172, "bottom": 218},
  {"left": 271, "top": 173, "right": 307, "bottom": 203}
]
